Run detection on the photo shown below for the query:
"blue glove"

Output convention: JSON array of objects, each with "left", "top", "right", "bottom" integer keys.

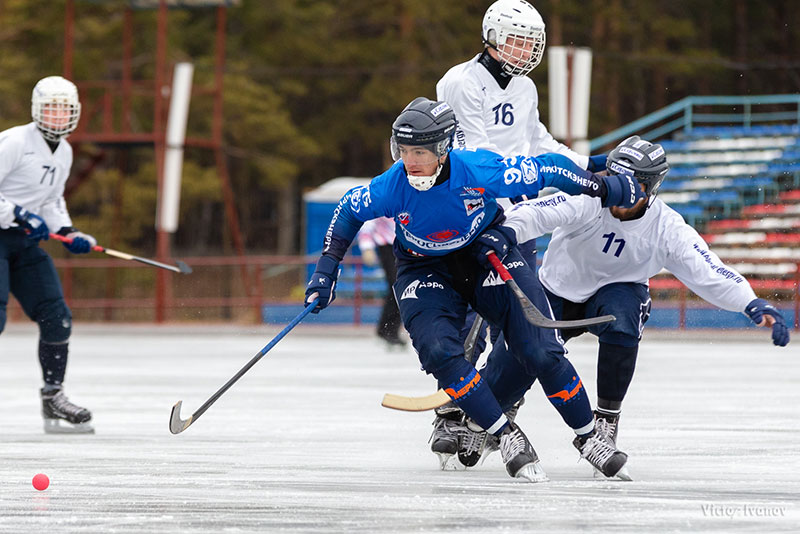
[
  {"left": 745, "top": 298, "right": 790, "bottom": 347},
  {"left": 472, "top": 226, "right": 517, "bottom": 268},
  {"left": 57, "top": 227, "right": 97, "bottom": 254},
  {"left": 587, "top": 154, "right": 607, "bottom": 173},
  {"left": 13, "top": 206, "right": 49, "bottom": 242},
  {"left": 600, "top": 174, "right": 647, "bottom": 208},
  {"left": 305, "top": 255, "right": 340, "bottom": 313}
]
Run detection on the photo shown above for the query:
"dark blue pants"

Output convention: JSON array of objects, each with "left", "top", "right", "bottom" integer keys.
[
  {"left": 482, "top": 282, "right": 651, "bottom": 409},
  {"left": 394, "top": 245, "right": 592, "bottom": 433},
  {"left": 1, "top": 229, "right": 72, "bottom": 385}
]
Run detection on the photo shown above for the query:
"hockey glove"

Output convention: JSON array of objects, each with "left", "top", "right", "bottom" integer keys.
[
  {"left": 13, "top": 206, "right": 49, "bottom": 242},
  {"left": 305, "top": 255, "right": 340, "bottom": 313},
  {"left": 587, "top": 154, "right": 608, "bottom": 173},
  {"left": 600, "top": 174, "right": 647, "bottom": 208},
  {"left": 57, "top": 227, "right": 98, "bottom": 254},
  {"left": 472, "top": 226, "right": 517, "bottom": 268},
  {"left": 745, "top": 298, "right": 790, "bottom": 347}
]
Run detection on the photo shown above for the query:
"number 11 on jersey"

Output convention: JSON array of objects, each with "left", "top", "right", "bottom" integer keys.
[{"left": 602, "top": 232, "right": 626, "bottom": 257}]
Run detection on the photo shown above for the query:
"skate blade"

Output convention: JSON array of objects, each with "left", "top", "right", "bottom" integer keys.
[
  {"left": 434, "top": 452, "right": 460, "bottom": 471},
  {"left": 593, "top": 466, "right": 633, "bottom": 481},
  {"left": 514, "top": 461, "right": 549, "bottom": 483},
  {"left": 44, "top": 419, "right": 95, "bottom": 434}
]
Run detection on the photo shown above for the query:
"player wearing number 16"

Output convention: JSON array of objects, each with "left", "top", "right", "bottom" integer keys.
[
  {"left": 305, "top": 97, "right": 644, "bottom": 482},
  {"left": 0, "top": 76, "right": 96, "bottom": 434}
]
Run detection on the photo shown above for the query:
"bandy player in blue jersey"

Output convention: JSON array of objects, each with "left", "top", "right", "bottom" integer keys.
[{"left": 304, "top": 97, "right": 645, "bottom": 482}]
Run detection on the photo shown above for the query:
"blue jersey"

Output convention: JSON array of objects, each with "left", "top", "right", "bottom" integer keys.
[{"left": 321, "top": 148, "right": 600, "bottom": 260}]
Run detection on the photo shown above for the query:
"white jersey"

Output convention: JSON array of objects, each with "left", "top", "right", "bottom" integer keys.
[
  {"left": 436, "top": 54, "right": 588, "bottom": 168},
  {"left": 503, "top": 193, "right": 757, "bottom": 312},
  {"left": 0, "top": 122, "right": 73, "bottom": 232}
]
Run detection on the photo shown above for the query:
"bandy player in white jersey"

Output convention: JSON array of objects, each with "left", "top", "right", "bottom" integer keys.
[
  {"left": 436, "top": 0, "right": 607, "bottom": 174},
  {"left": 0, "top": 76, "right": 98, "bottom": 433},
  {"left": 483, "top": 136, "right": 790, "bottom": 476},
  {"left": 429, "top": 0, "right": 608, "bottom": 470}
]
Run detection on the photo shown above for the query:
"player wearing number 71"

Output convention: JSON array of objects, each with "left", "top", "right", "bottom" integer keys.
[
  {"left": 0, "top": 76, "right": 98, "bottom": 433},
  {"left": 482, "top": 136, "right": 790, "bottom": 475}
]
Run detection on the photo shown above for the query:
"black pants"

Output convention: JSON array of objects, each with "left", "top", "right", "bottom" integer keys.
[{"left": 376, "top": 244, "right": 402, "bottom": 339}]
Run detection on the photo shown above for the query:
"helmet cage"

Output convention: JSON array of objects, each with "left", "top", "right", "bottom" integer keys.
[
  {"left": 31, "top": 76, "right": 81, "bottom": 142},
  {"left": 483, "top": 0, "right": 546, "bottom": 76}
]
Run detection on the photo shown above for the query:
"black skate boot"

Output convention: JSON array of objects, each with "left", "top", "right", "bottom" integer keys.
[
  {"left": 41, "top": 387, "right": 94, "bottom": 434},
  {"left": 573, "top": 427, "right": 628, "bottom": 479},
  {"left": 429, "top": 404, "right": 464, "bottom": 470},
  {"left": 458, "top": 397, "right": 525, "bottom": 466},
  {"left": 499, "top": 423, "right": 547, "bottom": 482},
  {"left": 594, "top": 409, "right": 620, "bottom": 445},
  {"left": 592, "top": 410, "right": 631, "bottom": 480},
  {"left": 457, "top": 418, "right": 489, "bottom": 467}
]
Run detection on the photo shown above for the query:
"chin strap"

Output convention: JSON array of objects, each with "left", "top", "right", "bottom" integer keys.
[{"left": 407, "top": 163, "right": 444, "bottom": 191}]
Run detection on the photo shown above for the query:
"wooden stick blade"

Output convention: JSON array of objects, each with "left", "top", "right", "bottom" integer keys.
[
  {"left": 381, "top": 389, "right": 451, "bottom": 412},
  {"left": 169, "top": 401, "right": 193, "bottom": 434}
]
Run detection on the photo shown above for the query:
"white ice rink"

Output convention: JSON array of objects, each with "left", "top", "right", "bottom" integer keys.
[{"left": 1, "top": 322, "right": 798, "bottom": 533}]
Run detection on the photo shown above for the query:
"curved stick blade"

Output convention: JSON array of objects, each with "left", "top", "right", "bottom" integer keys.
[
  {"left": 169, "top": 401, "right": 193, "bottom": 434},
  {"left": 381, "top": 389, "right": 451, "bottom": 412},
  {"left": 176, "top": 260, "right": 193, "bottom": 274}
]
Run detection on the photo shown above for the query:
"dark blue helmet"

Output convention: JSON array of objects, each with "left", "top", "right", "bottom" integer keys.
[
  {"left": 390, "top": 97, "right": 456, "bottom": 160},
  {"left": 607, "top": 135, "right": 669, "bottom": 198}
]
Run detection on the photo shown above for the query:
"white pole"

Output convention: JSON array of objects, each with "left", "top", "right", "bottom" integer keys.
[
  {"left": 569, "top": 47, "right": 593, "bottom": 153},
  {"left": 548, "top": 46, "right": 569, "bottom": 140},
  {"left": 159, "top": 62, "right": 194, "bottom": 233}
]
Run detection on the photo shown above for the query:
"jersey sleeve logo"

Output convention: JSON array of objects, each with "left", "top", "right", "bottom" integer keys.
[
  {"left": 397, "top": 212, "right": 411, "bottom": 225},
  {"left": 463, "top": 197, "right": 485, "bottom": 216}
]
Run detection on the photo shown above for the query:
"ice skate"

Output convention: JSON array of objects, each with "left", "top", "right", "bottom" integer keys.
[
  {"left": 458, "top": 398, "right": 524, "bottom": 466},
  {"left": 499, "top": 423, "right": 548, "bottom": 482},
  {"left": 591, "top": 410, "right": 631, "bottom": 480},
  {"left": 573, "top": 427, "right": 628, "bottom": 479},
  {"left": 41, "top": 387, "right": 94, "bottom": 434},
  {"left": 429, "top": 404, "right": 463, "bottom": 470}
]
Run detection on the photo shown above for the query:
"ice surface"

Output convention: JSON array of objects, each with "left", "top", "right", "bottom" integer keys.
[{"left": 1, "top": 324, "right": 798, "bottom": 533}]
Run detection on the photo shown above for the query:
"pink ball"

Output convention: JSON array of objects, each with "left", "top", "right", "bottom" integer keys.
[{"left": 32, "top": 473, "right": 50, "bottom": 491}]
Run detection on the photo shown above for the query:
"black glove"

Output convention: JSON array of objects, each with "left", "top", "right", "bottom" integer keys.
[
  {"left": 13, "top": 206, "right": 49, "bottom": 242},
  {"left": 57, "top": 226, "right": 97, "bottom": 254},
  {"left": 305, "top": 255, "right": 340, "bottom": 313},
  {"left": 587, "top": 154, "right": 608, "bottom": 173},
  {"left": 745, "top": 298, "right": 790, "bottom": 347},
  {"left": 472, "top": 226, "right": 517, "bottom": 268},
  {"left": 599, "top": 174, "right": 647, "bottom": 208}
]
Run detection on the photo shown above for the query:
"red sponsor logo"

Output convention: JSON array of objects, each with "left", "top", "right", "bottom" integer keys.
[
  {"left": 427, "top": 229, "right": 459, "bottom": 242},
  {"left": 397, "top": 212, "right": 411, "bottom": 225}
]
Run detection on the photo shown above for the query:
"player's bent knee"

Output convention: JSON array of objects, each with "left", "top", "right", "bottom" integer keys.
[{"left": 36, "top": 302, "right": 72, "bottom": 344}]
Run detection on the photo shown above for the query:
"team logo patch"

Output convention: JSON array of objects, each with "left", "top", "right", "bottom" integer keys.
[
  {"left": 427, "top": 229, "right": 459, "bottom": 242},
  {"left": 397, "top": 212, "right": 411, "bottom": 226},
  {"left": 464, "top": 197, "right": 484, "bottom": 216},
  {"left": 546, "top": 376, "right": 584, "bottom": 405},
  {"left": 520, "top": 159, "right": 538, "bottom": 185},
  {"left": 400, "top": 280, "right": 420, "bottom": 300}
]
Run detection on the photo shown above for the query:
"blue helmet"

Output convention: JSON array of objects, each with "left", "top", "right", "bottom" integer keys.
[{"left": 607, "top": 135, "right": 669, "bottom": 198}]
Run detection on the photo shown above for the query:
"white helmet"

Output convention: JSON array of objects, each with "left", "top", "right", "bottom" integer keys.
[
  {"left": 482, "top": 0, "right": 546, "bottom": 77},
  {"left": 31, "top": 76, "right": 82, "bottom": 142}
]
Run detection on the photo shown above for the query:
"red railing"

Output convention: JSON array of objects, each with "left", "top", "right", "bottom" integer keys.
[{"left": 6, "top": 255, "right": 799, "bottom": 330}]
